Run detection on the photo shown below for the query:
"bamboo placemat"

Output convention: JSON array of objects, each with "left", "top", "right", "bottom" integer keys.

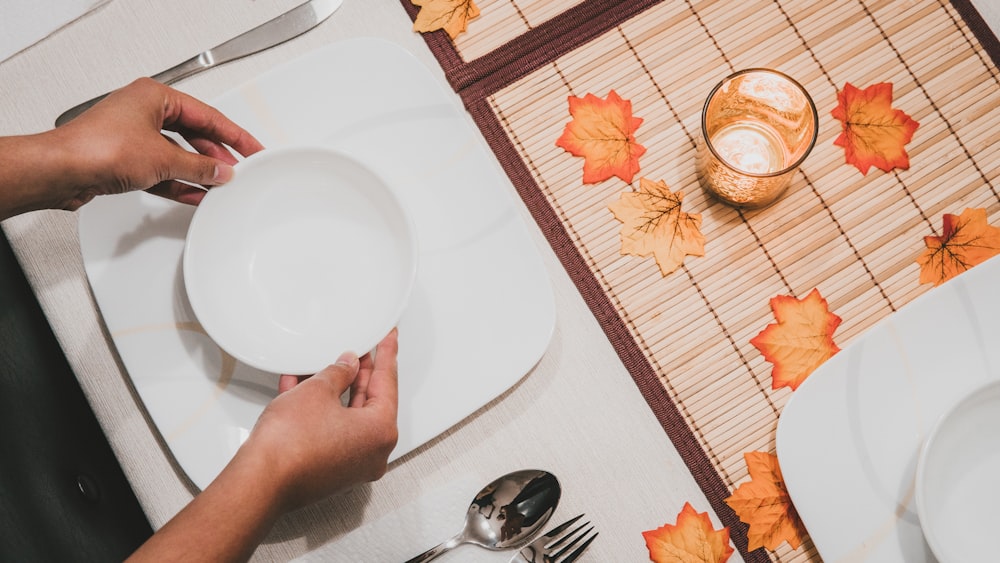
[{"left": 403, "top": 0, "right": 1000, "bottom": 560}]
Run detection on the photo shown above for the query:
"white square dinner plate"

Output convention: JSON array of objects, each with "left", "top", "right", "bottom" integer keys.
[{"left": 78, "top": 38, "right": 556, "bottom": 490}]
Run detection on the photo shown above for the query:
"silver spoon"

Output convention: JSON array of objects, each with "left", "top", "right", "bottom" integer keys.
[{"left": 405, "top": 469, "right": 561, "bottom": 562}]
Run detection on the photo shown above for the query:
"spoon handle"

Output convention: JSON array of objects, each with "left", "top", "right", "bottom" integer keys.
[{"left": 403, "top": 533, "right": 463, "bottom": 563}]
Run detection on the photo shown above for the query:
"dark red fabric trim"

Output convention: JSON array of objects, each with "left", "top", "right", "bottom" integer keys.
[
  {"left": 950, "top": 0, "right": 1000, "bottom": 69},
  {"left": 450, "top": 0, "right": 664, "bottom": 101}
]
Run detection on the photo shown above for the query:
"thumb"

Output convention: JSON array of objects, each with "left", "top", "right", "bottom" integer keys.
[
  {"left": 167, "top": 149, "right": 234, "bottom": 186},
  {"left": 309, "top": 352, "right": 361, "bottom": 397}
]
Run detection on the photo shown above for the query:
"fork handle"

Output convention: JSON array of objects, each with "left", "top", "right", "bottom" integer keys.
[{"left": 403, "top": 534, "right": 462, "bottom": 563}]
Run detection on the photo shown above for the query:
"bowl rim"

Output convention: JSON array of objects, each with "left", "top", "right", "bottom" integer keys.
[
  {"left": 914, "top": 377, "right": 1000, "bottom": 560},
  {"left": 182, "top": 144, "right": 418, "bottom": 375}
]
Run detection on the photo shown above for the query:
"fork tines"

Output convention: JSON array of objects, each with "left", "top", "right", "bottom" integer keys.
[{"left": 539, "top": 514, "right": 598, "bottom": 563}]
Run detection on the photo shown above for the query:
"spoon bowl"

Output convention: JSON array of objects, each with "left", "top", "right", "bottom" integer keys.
[{"left": 406, "top": 469, "right": 560, "bottom": 562}]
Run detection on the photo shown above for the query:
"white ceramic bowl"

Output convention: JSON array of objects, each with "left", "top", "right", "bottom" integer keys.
[
  {"left": 915, "top": 379, "right": 1000, "bottom": 562},
  {"left": 183, "top": 146, "right": 417, "bottom": 375}
]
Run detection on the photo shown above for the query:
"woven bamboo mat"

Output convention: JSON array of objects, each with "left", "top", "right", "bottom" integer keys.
[{"left": 404, "top": 0, "right": 1000, "bottom": 560}]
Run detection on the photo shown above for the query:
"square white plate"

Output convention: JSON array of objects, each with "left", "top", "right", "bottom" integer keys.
[
  {"left": 776, "top": 256, "right": 1000, "bottom": 561},
  {"left": 78, "top": 37, "right": 555, "bottom": 490}
]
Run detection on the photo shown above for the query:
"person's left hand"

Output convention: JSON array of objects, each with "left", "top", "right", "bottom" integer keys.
[{"left": 51, "top": 77, "right": 264, "bottom": 208}]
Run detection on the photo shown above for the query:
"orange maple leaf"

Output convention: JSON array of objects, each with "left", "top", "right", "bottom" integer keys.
[
  {"left": 642, "top": 502, "right": 734, "bottom": 563},
  {"left": 750, "top": 288, "right": 841, "bottom": 391},
  {"left": 831, "top": 82, "right": 919, "bottom": 175},
  {"left": 556, "top": 90, "right": 646, "bottom": 183},
  {"left": 411, "top": 0, "right": 480, "bottom": 39},
  {"left": 725, "top": 451, "right": 806, "bottom": 552},
  {"left": 917, "top": 208, "right": 1000, "bottom": 286},
  {"left": 608, "top": 178, "right": 706, "bottom": 276}
]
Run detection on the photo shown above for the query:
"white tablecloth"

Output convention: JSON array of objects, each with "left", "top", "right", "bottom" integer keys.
[
  {"left": 0, "top": 0, "right": 109, "bottom": 63},
  {"left": 0, "top": 1, "right": 714, "bottom": 561}
]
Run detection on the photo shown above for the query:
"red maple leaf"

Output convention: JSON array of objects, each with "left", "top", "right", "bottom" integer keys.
[
  {"left": 555, "top": 90, "right": 646, "bottom": 183},
  {"left": 831, "top": 82, "right": 919, "bottom": 175},
  {"left": 917, "top": 208, "right": 1000, "bottom": 286},
  {"left": 725, "top": 452, "right": 807, "bottom": 551},
  {"left": 642, "top": 502, "right": 734, "bottom": 563},
  {"left": 750, "top": 288, "right": 842, "bottom": 391}
]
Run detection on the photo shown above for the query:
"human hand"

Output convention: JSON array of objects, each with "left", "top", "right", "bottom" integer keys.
[
  {"left": 239, "top": 329, "right": 400, "bottom": 511},
  {"left": 51, "top": 77, "right": 264, "bottom": 208},
  {"left": 126, "top": 331, "right": 399, "bottom": 562}
]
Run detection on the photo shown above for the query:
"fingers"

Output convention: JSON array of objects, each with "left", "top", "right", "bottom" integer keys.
[
  {"left": 310, "top": 352, "right": 361, "bottom": 398},
  {"left": 146, "top": 180, "right": 207, "bottom": 205},
  {"left": 160, "top": 84, "right": 265, "bottom": 158},
  {"left": 278, "top": 374, "right": 302, "bottom": 394},
  {"left": 349, "top": 352, "right": 374, "bottom": 408},
  {"left": 184, "top": 136, "right": 241, "bottom": 165},
  {"left": 364, "top": 329, "right": 399, "bottom": 413},
  {"left": 162, "top": 146, "right": 234, "bottom": 187}
]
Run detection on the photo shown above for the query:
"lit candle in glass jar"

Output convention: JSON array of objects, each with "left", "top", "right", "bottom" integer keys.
[
  {"left": 697, "top": 69, "right": 818, "bottom": 209},
  {"left": 710, "top": 122, "right": 787, "bottom": 174}
]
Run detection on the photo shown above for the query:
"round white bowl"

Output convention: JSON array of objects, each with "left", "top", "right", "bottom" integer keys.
[
  {"left": 915, "top": 379, "right": 1000, "bottom": 562},
  {"left": 183, "top": 146, "right": 417, "bottom": 375}
]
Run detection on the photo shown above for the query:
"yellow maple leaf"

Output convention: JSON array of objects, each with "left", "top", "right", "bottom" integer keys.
[
  {"left": 750, "top": 288, "right": 841, "bottom": 391},
  {"left": 642, "top": 502, "right": 734, "bottom": 563},
  {"left": 608, "top": 178, "right": 705, "bottom": 276},
  {"left": 725, "top": 451, "right": 806, "bottom": 551},
  {"left": 411, "top": 0, "right": 480, "bottom": 39},
  {"left": 917, "top": 208, "right": 1000, "bottom": 286}
]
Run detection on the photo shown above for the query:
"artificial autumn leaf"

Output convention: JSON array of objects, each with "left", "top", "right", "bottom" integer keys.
[
  {"left": 917, "top": 208, "right": 1000, "bottom": 286},
  {"left": 725, "top": 451, "right": 806, "bottom": 551},
  {"left": 642, "top": 502, "right": 734, "bottom": 563},
  {"left": 608, "top": 178, "right": 705, "bottom": 276},
  {"left": 411, "top": 0, "right": 480, "bottom": 39},
  {"left": 750, "top": 288, "right": 841, "bottom": 391},
  {"left": 831, "top": 82, "right": 919, "bottom": 175},
  {"left": 556, "top": 90, "right": 646, "bottom": 183}
]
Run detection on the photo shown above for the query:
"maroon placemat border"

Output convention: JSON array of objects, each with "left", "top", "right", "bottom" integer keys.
[
  {"left": 400, "top": 0, "right": 664, "bottom": 100},
  {"left": 950, "top": 0, "right": 1000, "bottom": 68},
  {"left": 399, "top": 0, "right": 1000, "bottom": 560}
]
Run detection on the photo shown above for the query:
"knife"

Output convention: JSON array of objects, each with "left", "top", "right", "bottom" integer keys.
[{"left": 54, "top": 0, "right": 343, "bottom": 126}]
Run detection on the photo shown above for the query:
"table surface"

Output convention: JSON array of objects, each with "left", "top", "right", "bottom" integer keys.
[
  {"left": 3, "top": 1, "right": 998, "bottom": 562},
  {"left": 0, "top": 1, "right": 713, "bottom": 561}
]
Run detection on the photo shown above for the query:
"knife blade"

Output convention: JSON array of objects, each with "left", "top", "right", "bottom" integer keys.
[{"left": 54, "top": 0, "right": 343, "bottom": 126}]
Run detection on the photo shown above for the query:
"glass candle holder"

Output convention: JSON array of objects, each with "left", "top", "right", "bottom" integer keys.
[{"left": 697, "top": 69, "right": 818, "bottom": 209}]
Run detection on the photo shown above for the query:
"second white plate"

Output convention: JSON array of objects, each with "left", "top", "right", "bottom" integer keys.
[{"left": 776, "top": 256, "right": 1000, "bottom": 561}]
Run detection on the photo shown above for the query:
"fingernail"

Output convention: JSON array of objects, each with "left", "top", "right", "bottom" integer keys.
[
  {"left": 213, "top": 163, "right": 234, "bottom": 184},
  {"left": 335, "top": 352, "right": 359, "bottom": 368}
]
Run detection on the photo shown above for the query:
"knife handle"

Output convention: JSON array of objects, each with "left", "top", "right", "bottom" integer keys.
[
  {"left": 54, "top": 51, "right": 213, "bottom": 127},
  {"left": 151, "top": 51, "right": 214, "bottom": 85}
]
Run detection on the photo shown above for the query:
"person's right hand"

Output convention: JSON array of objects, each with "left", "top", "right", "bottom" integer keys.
[
  {"left": 243, "top": 329, "right": 400, "bottom": 512},
  {"left": 127, "top": 330, "right": 400, "bottom": 562}
]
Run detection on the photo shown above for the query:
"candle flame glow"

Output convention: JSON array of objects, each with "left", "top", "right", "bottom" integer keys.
[{"left": 710, "top": 122, "right": 786, "bottom": 174}]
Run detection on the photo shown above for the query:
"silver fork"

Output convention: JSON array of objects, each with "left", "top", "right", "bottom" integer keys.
[{"left": 509, "top": 514, "right": 597, "bottom": 563}]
